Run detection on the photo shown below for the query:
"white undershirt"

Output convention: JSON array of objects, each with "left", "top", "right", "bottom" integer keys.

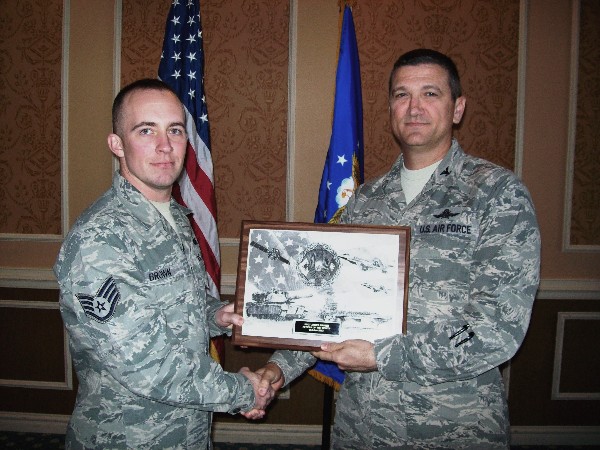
[
  {"left": 400, "top": 160, "right": 442, "bottom": 204},
  {"left": 150, "top": 200, "right": 178, "bottom": 232}
]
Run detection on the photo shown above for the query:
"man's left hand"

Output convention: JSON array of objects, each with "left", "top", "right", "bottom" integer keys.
[
  {"left": 215, "top": 302, "right": 243, "bottom": 328},
  {"left": 311, "top": 339, "right": 377, "bottom": 372}
]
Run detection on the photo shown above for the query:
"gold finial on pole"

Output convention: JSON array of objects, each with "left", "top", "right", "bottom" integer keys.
[{"left": 337, "top": 0, "right": 358, "bottom": 12}]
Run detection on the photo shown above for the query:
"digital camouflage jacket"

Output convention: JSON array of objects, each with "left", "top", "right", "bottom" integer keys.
[
  {"left": 270, "top": 140, "right": 541, "bottom": 449},
  {"left": 55, "top": 173, "right": 255, "bottom": 449}
]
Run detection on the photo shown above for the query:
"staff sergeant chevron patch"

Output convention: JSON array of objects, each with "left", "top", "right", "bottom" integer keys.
[{"left": 75, "top": 277, "right": 120, "bottom": 323}]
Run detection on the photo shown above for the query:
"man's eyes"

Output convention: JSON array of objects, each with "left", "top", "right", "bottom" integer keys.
[
  {"left": 392, "top": 92, "right": 438, "bottom": 99},
  {"left": 137, "top": 128, "right": 185, "bottom": 135},
  {"left": 169, "top": 128, "right": 185, "bottom": 136}
]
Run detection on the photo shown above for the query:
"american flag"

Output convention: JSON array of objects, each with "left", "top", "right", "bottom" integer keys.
[{"left": 158, "top": 0, "right": 223, "bottom": 359}]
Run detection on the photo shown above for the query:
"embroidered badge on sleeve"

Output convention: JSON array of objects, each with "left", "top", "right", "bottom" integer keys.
[{"left": 75, "top": 276, "right": 120, "bottom": 323}]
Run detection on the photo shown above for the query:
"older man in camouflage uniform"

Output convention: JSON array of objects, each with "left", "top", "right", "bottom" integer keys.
[
  {"left": 256, "top": 49, "right": 541, "bottom": 449},
  {"left": 55, "top": 79, "right": 272, "bottom": 449}
]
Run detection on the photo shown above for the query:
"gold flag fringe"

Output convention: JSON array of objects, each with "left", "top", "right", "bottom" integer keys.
[
  {"left": 308, "top": 368, "right": 341, "bottom": 391},
  {"left": 209, "top": 341, "right": 221, "bottom": 364}
]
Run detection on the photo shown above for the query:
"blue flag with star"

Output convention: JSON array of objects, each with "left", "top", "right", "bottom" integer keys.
[
  {"left": 314, "top": 5, "right": 363, "bottom": 224},
  {"left": 310, "top": 5, "right": 364, "bottom": 389}
]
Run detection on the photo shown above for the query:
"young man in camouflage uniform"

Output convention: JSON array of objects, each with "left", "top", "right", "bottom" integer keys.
[
  {"left": 255, "top": 49, "right": 541, "bottom": 449},
  {"left": 54, "top": 79, "right": 273, "bottom": 449}
]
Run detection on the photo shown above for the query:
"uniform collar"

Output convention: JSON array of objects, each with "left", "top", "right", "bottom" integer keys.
[
  {"left": 431, "top": 139, "right": 465, "bottom": 185},
  {"left": 389, "top": 138, "right": 465, "bottom": 180},
  {"left": 112, "top": 172, "right": 191, "bottom": 229}
]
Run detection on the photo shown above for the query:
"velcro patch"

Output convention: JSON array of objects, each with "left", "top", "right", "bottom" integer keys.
[
  {"left": 147, "top": 267, "right": 173, "bottom": 282},
  {"left": 76, "top": 276, "right": 120, "bottom": 323}
]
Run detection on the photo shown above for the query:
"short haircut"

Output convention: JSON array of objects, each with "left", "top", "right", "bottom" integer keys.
[
  {"left": 388, "top": 48, "right": 462, "bottom": 101},
  {"left": 111, "top": 78, "right": 181, "bottom": 135}
]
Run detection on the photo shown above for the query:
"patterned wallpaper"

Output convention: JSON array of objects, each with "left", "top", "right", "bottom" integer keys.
[
  {"left": 121, "top": 0, "right": 289, "bottom": 238},
  {"left": 5, "top": 0, "right": 594, "bottom": 244},
  {"left": 571, "top": 0, "right": 600, "bottom": 245},
  {"left": 121, "top": 0, "right": 519, "bottom": 238},
  {"left": 351, "top": 0, "right": 520, "bottom": 178},
  {"left": 0, "top": 0, "right": 63, "bottom": 235}
]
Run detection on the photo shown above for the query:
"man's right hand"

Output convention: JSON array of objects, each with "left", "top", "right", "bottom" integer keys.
[
  {"left": 256, "top": 362, "right": 285, "bottom": 394},
  {"left": 240, "top": 362, "right": 285, "bottom": 420}
]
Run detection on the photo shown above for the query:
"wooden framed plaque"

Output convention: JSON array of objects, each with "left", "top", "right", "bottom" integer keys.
[{"left": 232, "top": 220, "right": 410, "bottom": 350}]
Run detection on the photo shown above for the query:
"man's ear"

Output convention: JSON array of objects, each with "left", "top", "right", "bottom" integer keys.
[
  {"left": 107, "top": 133, "right": 124, "bottom": 158},
  {"left": 453, "top": 96, "right": 466, "bottom": 124}
]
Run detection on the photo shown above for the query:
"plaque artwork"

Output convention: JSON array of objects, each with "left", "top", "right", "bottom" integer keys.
[{"left": 233, "top": 221, "right": 410, "bottom": 351}]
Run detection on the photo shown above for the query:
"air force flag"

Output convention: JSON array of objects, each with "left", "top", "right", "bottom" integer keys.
[
  {"left": 310, "top": 5, "right": 364, "bottom": 389},
  {"left": 314, "top": 5, "right": 364, "bottom": 224}
]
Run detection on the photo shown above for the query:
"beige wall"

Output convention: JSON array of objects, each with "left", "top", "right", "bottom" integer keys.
[
  {"left": 66, "top": 1, "right": 116, "bottom": 226},
  {"left": 524, "top": 0, "right": 600, "bottom": 279},
  {"left": 289, "top": 0, "right": 338, "bottom": 222}
]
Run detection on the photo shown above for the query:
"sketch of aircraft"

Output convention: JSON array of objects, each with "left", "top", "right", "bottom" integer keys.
[
  {"left": 338, "top": 254, "right": 389, "bottom": 273},
  {"left": 361, "top": 282, "right": 389, "bottom": 294}
]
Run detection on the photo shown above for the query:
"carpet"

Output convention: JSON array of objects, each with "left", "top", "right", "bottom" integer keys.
[{"left": 0, "top": 431, "right": 594, "bottom": 449}]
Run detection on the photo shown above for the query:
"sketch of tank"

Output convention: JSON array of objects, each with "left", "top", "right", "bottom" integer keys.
[
  {"left": 318, "top": 299, "right": 340, "bottom": 322},
  {"left": 246, "top": 290, "right": 309, "bottom": 320},
  {"left": 319, "top": 300, "right": 389, "bottom": 325}
]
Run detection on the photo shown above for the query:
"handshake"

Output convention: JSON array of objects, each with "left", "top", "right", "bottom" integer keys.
[
  {"left": 238, "top": 362, "right": 285, "bottom": 420},
  {"left": 216, "top": 301, "right": 377, "bottom": 420},
  {"left": 235, "top": 334, "right": 378, "bottom": 420}
]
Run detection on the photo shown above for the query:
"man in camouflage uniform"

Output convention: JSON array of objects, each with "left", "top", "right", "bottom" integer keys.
[
  {"left": 54, "top": 79, "right": 272, "bottom": 449},
  {"left": 256, "top": 49, "right": 541, "bottom": 448}
]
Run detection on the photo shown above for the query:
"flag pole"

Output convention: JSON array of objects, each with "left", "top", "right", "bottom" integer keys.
[{"left": 322, "top": 382, "right": 334, "bottom": 448}]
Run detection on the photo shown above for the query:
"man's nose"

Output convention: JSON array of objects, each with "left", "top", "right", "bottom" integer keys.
[
  {"left": 156, "top": 132, "right": 174, "bottom": 152},
  {"left": 408, "top": 96, "right": 422, "bottom": 115}
]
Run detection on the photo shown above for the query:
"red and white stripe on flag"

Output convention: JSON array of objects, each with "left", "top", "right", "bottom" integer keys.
[{"left": 158, "top": 0, "right": 223, "bottom": 361}]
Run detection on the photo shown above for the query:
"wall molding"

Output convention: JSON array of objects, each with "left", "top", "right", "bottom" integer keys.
[
  {"left": 0, "top": 268, "right": 58, "bottom": 289},
  {"left": 286, "top": 0, "right": 298, "bottom": 222},
  {"left": 0, "top": 266, "right": 70, "bottom": 391},
  {"left": 0, "top": 299, "right": 73, "bottom": 390},
  {"left": 220, "top": 238, "right": 241, "bottom": 296},
  {"left": 1, "top": 269, "right": 597, "bottom": 301},
  {"left": 1, "top": 414, "right": 599, "bottom": 447},
  {"left": 511, "top": 426, "right": 600, "bottom": 446},
  {"left": 538, "top": 279, "right": 600, "bottom": 299},
  {"left": 61, "top": 0, "right": 71, "bottom": 239},
  {"left": 0, "top": 412, "right": 70, "bottom": 435},
  {"left": 0, "top": 234, "right": 62, "bottom": 242},
  {"left": 0, "top": 0, "right": 70, "bottom": 242},
  {"left": 562, "top": 0, "right": 599, "bottom": 253},
  {"left": 221, "top": 273, "right": 237, "bottom": 296},
  {"left": 514, "top": 0, "right": 528, "bottom": 178},
  {"left": 552, "top": 311, "right": 600, "bottom": 400},
  {"left": 213, "top": 422, "right": 321, "bottom": 445},
  {"left": 112, "top": 0, "right": 122, "bottom": 174}
]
